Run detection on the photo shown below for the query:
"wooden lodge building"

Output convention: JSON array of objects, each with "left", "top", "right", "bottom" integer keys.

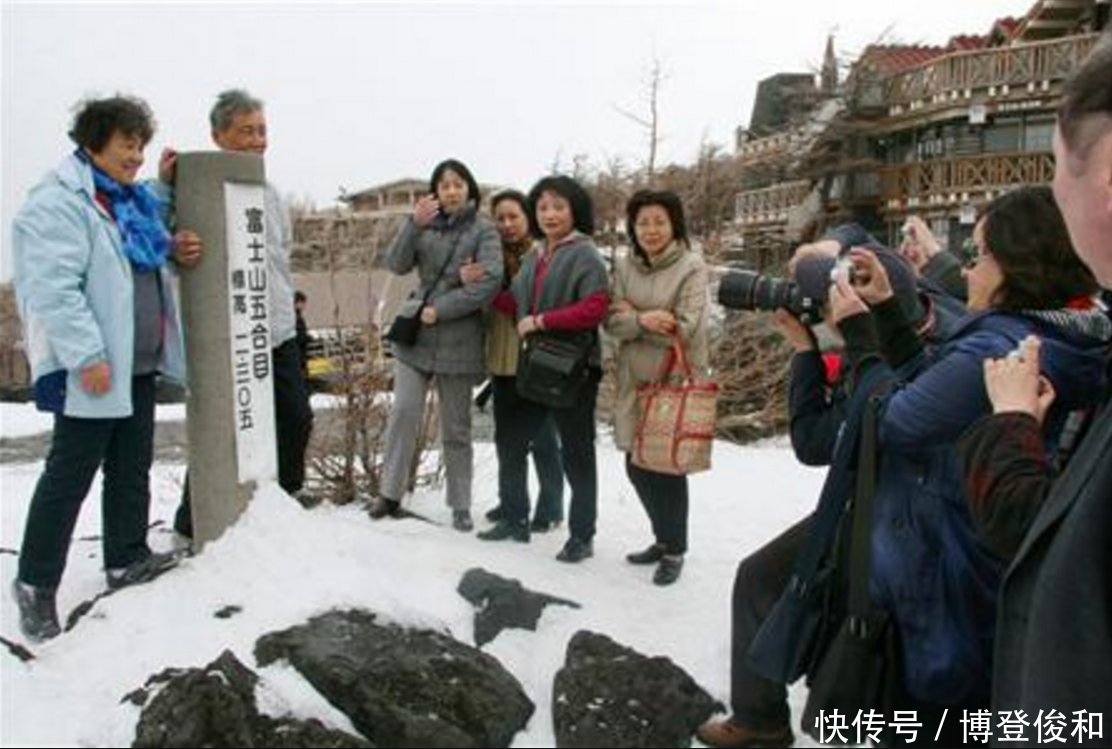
[{"left": 732, "top": 0, "right": 1111, "bottom": 270}]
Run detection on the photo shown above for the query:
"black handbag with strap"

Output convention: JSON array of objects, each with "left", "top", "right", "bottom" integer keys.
[
  {"left": 514, "top": 252, "right": 595, "bottom": 408},
  {"left": 516, "top": 330, "right": 593, "bottom": 408},
  {"left": 746, "top": 370, "right": 890, "bottom": 684},
  {"left": 384, "top": 230, "right": 468, "bottom": 347},
  {"left": 801, "top": 393, "right": 901, "bottom": 745}
]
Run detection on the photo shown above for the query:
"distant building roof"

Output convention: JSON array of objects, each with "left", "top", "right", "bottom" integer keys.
[
  {"left": 340, "top": 177, "right": 507, "bottom": 207},
  {"left": 857, "top": 44, "right": 950, "bottom": 75},
  {"left": 946, "top": 34, "right": 990, "bottom": 52},
  {"left": 340, "top": 178, "right": 426, "bottom": 204}
]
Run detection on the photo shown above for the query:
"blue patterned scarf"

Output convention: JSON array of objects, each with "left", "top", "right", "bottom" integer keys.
[{"left": 78, "top": 149, "right": 171, "bottom": 272}]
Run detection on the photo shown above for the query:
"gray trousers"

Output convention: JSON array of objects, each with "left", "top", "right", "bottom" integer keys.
[{"left": 380, "top": 359, "right": 474, "bottom": 510}]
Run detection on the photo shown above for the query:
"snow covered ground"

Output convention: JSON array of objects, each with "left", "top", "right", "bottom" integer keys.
[{"left": 0, "top": 402, "right": 827, "bottom": 747}]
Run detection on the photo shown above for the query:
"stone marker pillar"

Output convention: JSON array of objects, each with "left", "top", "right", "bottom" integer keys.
[{"left": 176, "top": 152, "right": 278, "bottom": 550}]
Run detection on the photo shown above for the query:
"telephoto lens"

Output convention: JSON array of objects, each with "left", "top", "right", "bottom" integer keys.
[{"left": 717, "top": 270, "right": 823, "bottom": 324}]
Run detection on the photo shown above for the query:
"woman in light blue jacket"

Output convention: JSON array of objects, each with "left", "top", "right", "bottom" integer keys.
[{"left": 11, "top": 96, "right": 197, "bottom": 642}]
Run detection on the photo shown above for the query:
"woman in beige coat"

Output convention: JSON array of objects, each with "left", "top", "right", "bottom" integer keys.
[{"left": 606, "top": 190, "right": 709, "bottom": 585}]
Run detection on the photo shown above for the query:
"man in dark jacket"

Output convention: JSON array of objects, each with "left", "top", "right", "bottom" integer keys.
[{"left": 978, "top": 38, "right": 1112, "bottom": 744}]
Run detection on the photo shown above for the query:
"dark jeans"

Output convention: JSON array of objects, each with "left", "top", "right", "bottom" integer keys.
[
  {"left": 729, "top": 515, "right": 986, "bottom": 747},
  {"left": 498, "top": 370, "right": 599, "bottom": 541},
  {"left": 625, "top": 455, "right": 689, "bottom": 555},
  {"left": 175, "top": 339, "right": 313, "bottom": 536},
  {"left": 18, "top": 375, "right": 157, "bottom": 588},
  {"left": 492, "top": 375, "right": 564, "bottom": 523},
  {"left": 272, "top": 339, "right": 314, "bottom": 493},
  {"left": 729, "top": 516, "right": 810, "bottom": 732}
]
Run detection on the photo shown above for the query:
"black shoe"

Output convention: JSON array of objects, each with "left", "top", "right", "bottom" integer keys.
[
  {"left": 696, "top": 718, "right": 795, "bottom": 748},
  {"left": 556, "top": 537, "right": 594, "bottom": 563},
  {"left": 11, "top": 580, "right": 61, "bottom": 642},
  {"left": 484, "top": 506, "right": 505, "bottom": 523},
  {"left": 173, "top": 501, "right": 193, "bottom": 539},
  {"left": 292, "top": 489, "right": 323, "bottom": 509},
  {"left": 626, "top": 543, "right": 666, "bottom": 565},
  {"left": 368, "top": 497, "right": 401, "bottom": 520},
  {"left": 477, "top": 520, "right": 530, "bottom": 543},
  {"left": 106, "top": 551, "right": 182, "bottom": 591},
  {"left": 653, "top": 555, "right": 684, "bottom": 586},
  {"left": 530, "top": 516, "right": 563, "bottom": 533},
  {"left": 453, "top": 510, "right": 474, "bottom": 532}
]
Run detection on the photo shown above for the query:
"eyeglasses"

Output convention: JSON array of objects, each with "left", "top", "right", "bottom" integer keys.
[
  {"left": 960, "top": 237, "right": 992, "bottom": 270},
  {"left": 964, "top": 252, "right": 992, "bottom": 270}
]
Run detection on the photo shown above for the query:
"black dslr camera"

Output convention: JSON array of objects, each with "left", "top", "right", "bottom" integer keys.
[{"left": 717, "top": 270, "right": 824, "bottom": 325}]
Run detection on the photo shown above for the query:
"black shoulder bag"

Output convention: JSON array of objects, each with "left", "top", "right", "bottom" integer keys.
[
  {"left": 516, "top": 329, "right": 594, "bottom": 408},
  {"left": 385, "top": 232, "right": 465, "bottom": 346},
  {"left": 746, "top": 368, "right": 890, "bottom": 685},
  {"left": 515, "top": 256, "right": 594, "bottom": 408},
  {"left": 801, "top": 393, "right": 901, "bottom": 745}
]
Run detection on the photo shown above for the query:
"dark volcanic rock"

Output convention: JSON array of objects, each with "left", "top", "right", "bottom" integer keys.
[
  {"left": 131, "top": 650, "right": 371, "bottom": 748},
  {"left": 552, "top": 630, "right": 719, "bottom": 748},
  {"left": 457, "top": 567, "right": 580, "bottom": 646},
  {"left": 255, "top": 609, "right": 534, "bottom": 748}
]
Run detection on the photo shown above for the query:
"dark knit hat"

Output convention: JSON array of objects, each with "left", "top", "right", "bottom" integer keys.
[{"left": 793, "top": 246, "right": 925, "bottom": 322}]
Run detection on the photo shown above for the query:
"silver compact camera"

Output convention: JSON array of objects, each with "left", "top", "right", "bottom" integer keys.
[{"left": 830, "top": 256, "right": 857, "bottom": 284}]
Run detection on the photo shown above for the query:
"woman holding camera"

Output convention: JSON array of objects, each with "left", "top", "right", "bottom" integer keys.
[
  {"left": 371, "top": 159, "right": 502, "bottom": 531},
  {"left": 478, "top": 175, "right": 608, "bottom": 564},
  {"left": 606, "top": 190, "right": 708, "bottom": 586}
]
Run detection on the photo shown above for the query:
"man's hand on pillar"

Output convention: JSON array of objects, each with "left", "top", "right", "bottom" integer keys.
[
  {"left": 159, "top": 147, "right": 178, "bottom": 185},
  {"left": 79, "top": 361, "right": 112, "bottom": 396},
  {"left": 420, "top": 305, "right": 438, "bottom": 326},
  {"left": 172, "top": 230, "right": 203, "bottom": 268}
]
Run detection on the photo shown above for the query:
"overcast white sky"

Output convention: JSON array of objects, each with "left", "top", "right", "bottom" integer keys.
[{"left": 1, "top": 0, "right": 1029, "bottom": 272}]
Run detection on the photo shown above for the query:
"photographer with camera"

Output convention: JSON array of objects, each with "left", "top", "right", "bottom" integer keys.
[
  {"left": 718, "top": 235, "right": 956, "bottom": 467},
  {"left": 823, "top": 185, "right": 1107, "bottom": 743},
  {"left": 698, "top": 240, "right": 931, "bottom": 748}
]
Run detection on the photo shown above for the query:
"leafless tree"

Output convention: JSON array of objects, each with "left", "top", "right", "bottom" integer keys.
[
  {"left": 614, "top": 56, "right": 667, "bottom": 182},
  {"left": 303, "top": 219, "right": 443, "bottom": 506}
]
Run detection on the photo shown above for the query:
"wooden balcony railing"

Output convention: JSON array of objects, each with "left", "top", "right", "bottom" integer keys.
[
  {"left": 884, "top": 33, "right": 1099, "bottom": 116},
  {"left": 734, "top": 180, "right": 813, "bottom": 226},
  {"left": 736, "top": 130, "right": 803, "bottom": 165},
  {"left": 880, "top": 152, "right": 1055, "bottom": 206}
]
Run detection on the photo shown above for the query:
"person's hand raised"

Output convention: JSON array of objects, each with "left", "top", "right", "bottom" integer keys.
[
  {"left": 984, "top": 336, "right": 1056, "bottom": 423},
  {"left": 413, "top": 195, "right": 440, "bottom": 228}
]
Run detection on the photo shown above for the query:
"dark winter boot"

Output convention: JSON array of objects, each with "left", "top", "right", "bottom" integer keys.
[
  {"left": 12, "top": 579, "right": 61, "bottom": 642},
  {"left": 653, "top": 555, "right": 684, "bottom": 586},
  {"left": 368, "top": 496, "right": 401, "bottom": 520},
  {"left": 106, "top": 551, "right": 182, "bottom": 591},
  {"left": 556, "top": 537, "right": 594, "bottom": 563},
  {"left": 452, "top": 509, "right": 474, "bottom": 532},
  {"left": 530, "top": 516, "right": 563, "bottom": 533},
  {"left": 626, "top": 543, "right": 666, "bottom": 565},
  {"left": 477, "top": 520, "right": 530, "bottom": 543}
]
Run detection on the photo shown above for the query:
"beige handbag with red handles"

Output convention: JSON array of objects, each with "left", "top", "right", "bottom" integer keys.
[{"left": 632, "top": 335, "right": 718, "bottom": 475}]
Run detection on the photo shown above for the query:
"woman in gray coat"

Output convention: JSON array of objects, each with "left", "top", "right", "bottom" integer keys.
[{"left": 370, "top": 160, "right": 503, "bottom": 530}]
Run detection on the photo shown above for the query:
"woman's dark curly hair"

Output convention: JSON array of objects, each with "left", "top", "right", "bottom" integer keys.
[
  {"left": 980, "top": 185, "right": 1098, "bottom": 311},
  {"left": 526, "top": 175, "right": 594, "bottom": 239},
  {"left": 626, "top": 189, "right": 688, "bottom": 262},
  {"left": 69, "top": 95, "right": 156, "bottom": 152}
]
